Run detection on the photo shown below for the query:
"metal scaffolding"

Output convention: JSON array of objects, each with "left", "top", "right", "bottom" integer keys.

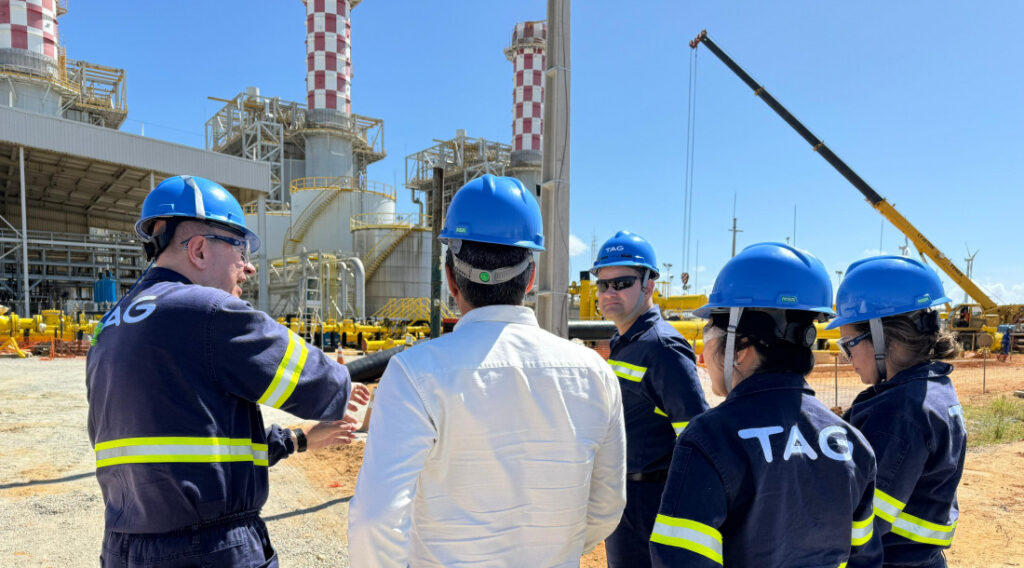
[
  {"left": 205, "top": 89, "right": 386, "bottom": 207},
  {"left": 405, "top": 130, "right": 512, "bottom": 223}
]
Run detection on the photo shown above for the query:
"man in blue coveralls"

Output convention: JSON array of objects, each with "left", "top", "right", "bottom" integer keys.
[
  {"left": 87, "top": 175, "right": 369, "bottom": 567},
  {"left": 592, "top": 231, "right": 710, "bottom": 567}
]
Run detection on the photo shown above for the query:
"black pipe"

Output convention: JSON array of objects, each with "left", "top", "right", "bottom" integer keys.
[
  {"left": 567, "top": 320, "right": 617, "bottom": 341},
  {"left": 345, "top": 343, "right": 410, "bottom": 382}
]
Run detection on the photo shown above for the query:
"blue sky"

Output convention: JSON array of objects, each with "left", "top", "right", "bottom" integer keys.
[{"left": 61, "top": 1, "right": 1024, "bottom": 302}]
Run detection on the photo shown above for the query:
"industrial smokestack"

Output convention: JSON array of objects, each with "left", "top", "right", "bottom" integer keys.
[
  {"left": 504, "top": 21, "right": 547, "bottom": 167},
  {"left": 305, "top": 0, "right": 353, "bottom": 115}
]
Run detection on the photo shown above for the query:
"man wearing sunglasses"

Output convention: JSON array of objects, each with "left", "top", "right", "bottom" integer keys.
[
  {"left": 592, "top": 230, "right": 709, "bottom": 568},
  {"left": 87, "top": 175, "right": 369, "bottom": 567},
  {"left": 350, "top": 175, "right": 626, "bottom": 568}
]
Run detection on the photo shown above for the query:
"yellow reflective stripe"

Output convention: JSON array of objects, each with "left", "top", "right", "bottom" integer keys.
[
  {"left": 838, "top": 563, "right": 847, "bottom": 568},
  {"left": 672, "top": 422, "right": 689, "bottom": 436},
  {"left": 851, "top": 513, "right": 874, "bottom": 546},
  {"left": 874, "top": 489, "right": 956, "bottom": 545},
  {"left": 607, "top": 359, "right": 646, "bottom": 382},
  {"left": 654, "top": 406, "right": 668, "bottom": 417},
  {"left": 94, "top": 437, "right": 268, "bottom": 468},
  {"left": 95, "top": 436, "right": 251, "bottom": 450},
  {"left": 873, "top": 488, "right": 905, "bottom": 524},
  {"left": 890, "top": 509, "right": 957, "bottom": 546},
  {"left": 258, "top": 331, "right": 308, "bottom": 408},
  {"left": 650, "top": 514, "right": 723, "bottom": 565}
]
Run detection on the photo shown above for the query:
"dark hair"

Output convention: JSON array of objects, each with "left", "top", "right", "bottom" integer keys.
[
  {"left": 709, "top": 309, "right": 817, "bottom": 376},
  {"left": 851, "top": 310, "right": 961, "bottom": 367},
  {"left": 445, "top": 241, "right": 533, "bottom": 308}
]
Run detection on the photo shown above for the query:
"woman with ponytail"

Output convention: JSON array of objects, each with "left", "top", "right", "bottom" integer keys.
[{"left": 831, "top": 256, "right": 967, "bottom": 567}]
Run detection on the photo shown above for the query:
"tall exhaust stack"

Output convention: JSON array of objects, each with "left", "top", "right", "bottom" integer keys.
[
  {"left": 0, "top": 0, "right": 63, "bottom": 115},
  {"left": 505, "top": 20, "right": 546, "bottom": 191},
  {"left": 305, "top": 0, "right": 352, "bottom": 115}
]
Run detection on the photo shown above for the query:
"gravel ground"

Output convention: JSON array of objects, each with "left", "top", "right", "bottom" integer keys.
[{"left": 0, "top": 356, "right": 357, "bottom": 567}]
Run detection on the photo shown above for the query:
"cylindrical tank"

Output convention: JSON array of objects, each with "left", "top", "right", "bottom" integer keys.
[
  {"left": 0, "top": 0, "right": 63, "bottom": 115},
  {"left": 354, "top": 229, "right": 431, "bottom": 314},
  {"left": 504, "top": 21, "right": 547, "bottom": 167},
  {"left": 305, "top": 0, "right": 351, "bottom": 115}
]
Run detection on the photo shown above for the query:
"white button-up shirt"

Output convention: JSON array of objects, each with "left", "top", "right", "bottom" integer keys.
[{"left": 348, "top": 305, "right": 626, "bottom": 568}]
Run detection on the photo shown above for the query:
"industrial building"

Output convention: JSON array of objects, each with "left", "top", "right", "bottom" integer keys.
[{"left": 0, "top": 0, "right": 549, "bottom": 329}]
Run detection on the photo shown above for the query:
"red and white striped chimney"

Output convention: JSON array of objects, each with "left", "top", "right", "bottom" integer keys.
[
  {"left": 305, "top": 0, "right": 352, "bottom": 114},
  {"left": 505, "top": 21, "right": 547, "bottom": 155},
  {"left": 0, "top": 0, "right": 60, "bottom": 61}
]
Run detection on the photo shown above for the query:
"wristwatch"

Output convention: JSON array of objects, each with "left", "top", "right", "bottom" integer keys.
[{"left": 293, "top": 427, "right": 308, "bottom": 453}]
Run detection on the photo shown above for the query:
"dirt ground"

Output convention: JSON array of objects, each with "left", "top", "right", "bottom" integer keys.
[{"left": 1, "top": 354, "right": 1022, "bottom": 567}]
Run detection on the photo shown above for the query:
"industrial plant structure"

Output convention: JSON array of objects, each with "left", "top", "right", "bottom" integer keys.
[{"left": 0, "top": 0, "right": 549, "bottom": 330}]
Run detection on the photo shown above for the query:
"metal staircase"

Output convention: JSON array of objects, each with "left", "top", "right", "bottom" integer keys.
[{"left": 363, "top": 226, "right": 414, "bottom": 281}]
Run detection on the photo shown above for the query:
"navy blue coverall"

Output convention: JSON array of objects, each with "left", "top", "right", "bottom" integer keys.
[
  {"left": 844, "top": 362, "right": 966, "bottom": 567},
  {"left": 651, "top": 372, "right": 883, "bottom": 567},
  {"left": 604, "top": 306, "right": 710, "bottom": 567},
  {"left": 86, "top": 268, "right": 353, "bottom": 567}
]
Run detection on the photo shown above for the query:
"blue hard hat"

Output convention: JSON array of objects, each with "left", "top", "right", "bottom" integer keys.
[
  {"left": 135, "top": 175, "right": 261, "bottom": 253},
  {"left": 591, "top": 231, "right": 660, "bottom": 278},
  {"left": 826, "top": 256, "right": 951, "bottom": 329},
  {"left": 439, "top": 174, "right": 544, "bottom": 250},
  {"left": 694, "top": 242, "right": 835, "bottom": 319}
]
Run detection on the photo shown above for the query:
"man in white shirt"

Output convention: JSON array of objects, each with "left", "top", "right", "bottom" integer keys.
[{"left": 348, "top": 174, "right": 627, "bottom": 568}]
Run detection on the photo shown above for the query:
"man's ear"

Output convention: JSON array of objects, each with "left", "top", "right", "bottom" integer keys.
[
  {"left": 184, "top": 235, "right": 208, "bottom": 269},
  {"left": 525, "top": 262, "right": 536, "bottom": 294},
  {"left": 444, "top": 262, "right": 459, "bottom": 299}
]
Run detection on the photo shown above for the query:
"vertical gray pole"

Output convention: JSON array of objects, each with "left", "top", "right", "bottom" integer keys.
[
  {"left": 834, "top": 353, "right": 839, "bottom": 408},
  {"left": 429, "top": 168, "right": 443, "bottom": 338},
  {"left": 150, "top": 171, "right": 155, "bottom": 190},
  {"left": 982, "top": 349, "right": 987, "bottom": 394},
  {"left": 18, "top": 146, "right": 29, "bottom": 316},
  {"left": 537, "top": 0, "right": 571, "bottom": 337},
  {"left": 257, "top": 193, "right": 269, "bottom": 312}
]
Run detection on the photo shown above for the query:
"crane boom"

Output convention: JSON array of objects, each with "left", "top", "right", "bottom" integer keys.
[{"left": 689, "top": 30, "right": 997, "bottom": 311}]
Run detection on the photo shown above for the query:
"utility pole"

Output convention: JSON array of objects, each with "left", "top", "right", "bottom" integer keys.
[
  {"left": 536, "top": 0, "right": 571, "bottom": 337},
  {"left": 661, "top": 263, "right": 673, "bottom": 296},
  {"left": 729, "top": 193, "right": 742, "bottom": 257},
  {"left": 429, "top": 167, "right": 444, "bottom": 338}
]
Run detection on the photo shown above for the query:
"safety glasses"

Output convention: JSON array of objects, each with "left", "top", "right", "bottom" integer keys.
[
  {"left": 181, "top": 234, "right": 251, "bottom": 264},
  {"left": 595, "top": 275, "right": 639, "bottom": 293},
  {"left": 836, "top": 331, "right": 871, "bottom": 358}
]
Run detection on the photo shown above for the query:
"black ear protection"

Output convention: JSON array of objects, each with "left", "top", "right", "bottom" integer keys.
[{"left": 142, "top": 218, "right": 183, "bottom": 262}]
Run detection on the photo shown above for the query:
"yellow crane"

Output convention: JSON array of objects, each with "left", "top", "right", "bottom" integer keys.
[{"left": 690, "top": 30, "right": 1023, "bottom": 349}]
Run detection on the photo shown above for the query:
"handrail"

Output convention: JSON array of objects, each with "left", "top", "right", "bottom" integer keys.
[
  {"left": 289, "top": 176, "right": 395, "bottom": 200},
  {"left": 350, "top": 212, "right": 430, "bottom": 231}
]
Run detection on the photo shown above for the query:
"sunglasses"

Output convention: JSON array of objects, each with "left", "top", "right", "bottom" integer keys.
[
  {"left": 181, "top": 234, "right": 251, "bottom": 264},
  {"left": 595, "top": 275, "right": 639, "bottom": 293},
  {"left": 836, "top": 331, "right": 871, "bottom": 358}
]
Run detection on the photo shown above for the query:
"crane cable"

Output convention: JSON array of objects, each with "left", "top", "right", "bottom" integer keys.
[{"left": 682, "top": 46, "right": 699, "bottom": 290}]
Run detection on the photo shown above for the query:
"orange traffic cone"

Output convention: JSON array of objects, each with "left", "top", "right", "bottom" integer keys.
[{"left": 337, "top": 351, "right": 345, "bottom": 364}]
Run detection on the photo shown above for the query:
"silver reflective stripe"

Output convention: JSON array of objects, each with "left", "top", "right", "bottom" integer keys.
[
  {"left": 890, "top": 511, "right": 957, "bottom": 546},
  {"left": 94, "top": 437, "right": 269, "bottom": 468},
  {"left": 607, "top": 360, "right": 646, "bottom": 382},
  {"left": 851, "top": 513, "right": 874, "bottom": 546},
  {"left": 258, "top": 331, "right": 308, "bottom": 408},
  {"left": 873, "top": 489, "right": 904, "bottom": 523},
  {"left": 672, "top": 422, "right": 689, "bottom": 436},
  {"left": 97, "top": 443, "right": 254, "bottom": 461},
  {"left": 650, "top": 515, "right": 723, "bottom": 565}
]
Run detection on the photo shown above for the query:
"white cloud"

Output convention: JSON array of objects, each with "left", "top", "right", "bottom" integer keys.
[
  {"left": 568, "top": 234, "right": 587, "bottom": 257},
  {"left": 862, "top": 249, "right": 889, "bottom": 256},
  {"left": 943, "top": 281, "right": 1024, "bottom": 304},
  {"left": 696, "top": 265, "right": 707, "bottom": 273}
]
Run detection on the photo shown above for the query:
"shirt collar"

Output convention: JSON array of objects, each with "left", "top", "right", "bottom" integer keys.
[
  {"left": 453, "top": 304, "right": 539, "bottom": 331},
  {"left": 882, "top": 361, "right": 954, "bottom": 386},
  {"left": 614, "top": 305, "right": 662, "bottom": 344},
  {"left": 141, "top": 267, "right": 193, "bottom": 286},
  {"left": 726, "top": 372, "right": 811, "bottom": 400}
]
